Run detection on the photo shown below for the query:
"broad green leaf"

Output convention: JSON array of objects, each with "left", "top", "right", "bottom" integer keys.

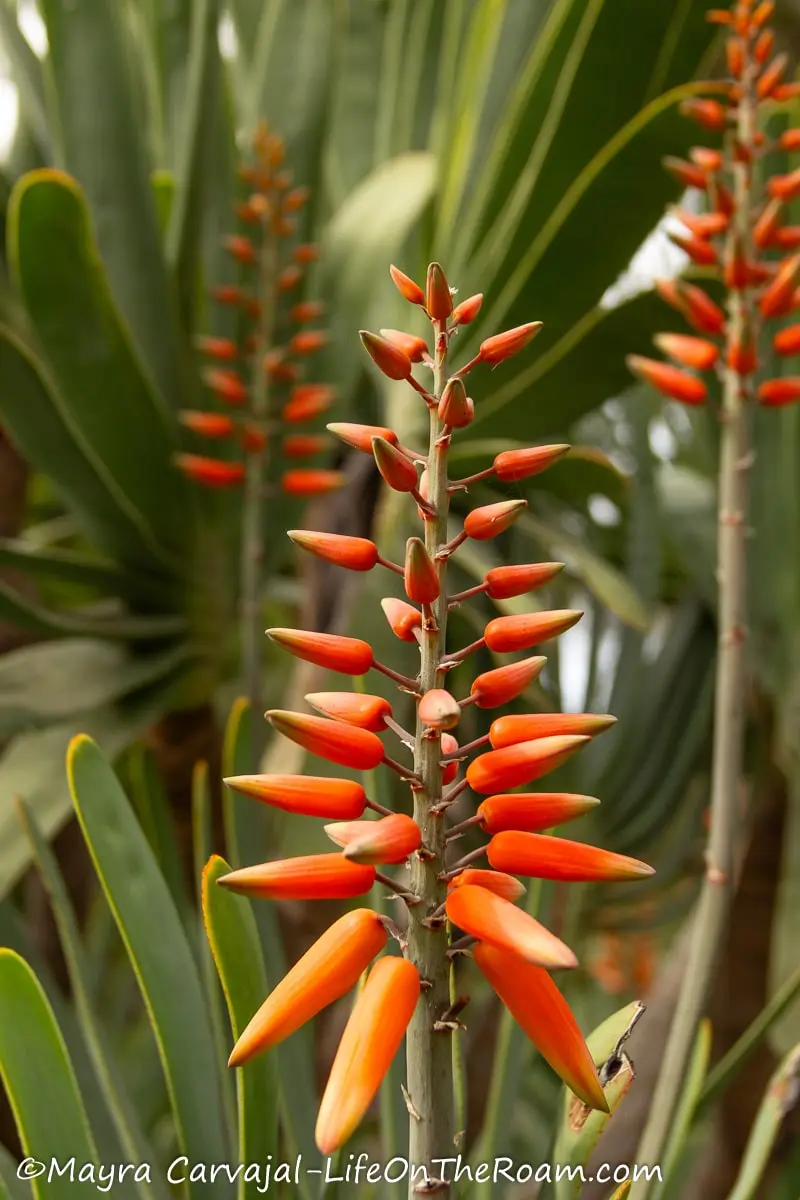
[
  {"left": 0, "top": 1143, "right": 28, "bottom": 1199},
  {"left": 67, "top": 736, "right": 229, "bottom": 1178},
  {"left": 0, "top": 950, "right": 97, "bottom": 1199},
  {"left": 727, "top": 1043, "right": 800, "bottom": 1200},
  {"left": 126, "top": 745, "right": 193, "bottom": 931},
  {"left": 0, "top": 539, "right": 123, "bottom": 591},
  {"left": 661, "top": 1020, "right": 712, "bottom": 1195},
  {"left": 202, "top": 856, "right": 279, "bottom": 1200},
  {"left": 8, "top": 172, "right": 193, "bottom": 570},
  {"left": 0, "top": 583, "right": 185, "bottom": 642},
  {"left": 38, "top": 0, "right": 181, "bottom": 405}
]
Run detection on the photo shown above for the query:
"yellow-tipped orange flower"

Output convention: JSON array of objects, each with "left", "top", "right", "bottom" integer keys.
[
  {"left": 480, "top": 322, "right": 543, "bottom": 365},
  {"left": 470, "top": 657, "right": 547, "bottom": 708},
  {"left": 174, "top": 454, "right": 245, "bottom": 488},
  {"left": 477, "top": 793, "right": 600, "bottom": 833},
  {"left": 218, "top": 855, "right": 376, "bottom": 900},
  {"left": 489, "top": 712, "right": 616, "bottom": 748},
  {"left": 426, "top": 262, "right": 453, "bottom": 319},
  {"left": 381, "top": 597, "right": 422, "bottom": 642},
  {"left": 267, "top": 628, "right": 373, "bottom": 675},
  {"left": 474, "top": 944, "right": 608, "bottom": 1111},
  {"left": 488, "top": 831, "right": 655, "bottom": 882},
  {"left": 419, "top": 689, "right": 461, "bottom": 731},
  {"left": 653, "top": 333, "right": 720, "bottom": 371},
  {"left": 447, "top": 869, "right": 526, "bottom": 902},
  {"left": 315, "top": 957, "right": 420, "bottom": 1154},
  {"left": 493, "top": 444, "right": 570, "bottom": 482},
  {"left": 464, "top": 499, "right": 527, "bottom": 540},
  {"left": 404, "top": 537, "right": 439, "bottom": 603},
  {"left": 360, "top": 331, "right": 413, "bottom": 380},
  {"left": 288, "top": 530, "right": 379, "bottom": 572},
  {"left": 325, "top": 813, "right": 422, "bottom": 864},
  {"left": 305, "top": 691, "right": 392, "bottom": 731},
  {"left": 327, "top": 422, "right": 399, "bottom": 453},
  {"left": 223, "top": 774, "right": 366, "bottom": 819},
  {"left": 267, "top": 711, "right": 385, "bottom": 770},
  {"left": 625, "top": 355, "right": 708, "bottom": 405},
  {"left": 282, "top": 470, "right": 345, "bottom": 495},
  {"left": 373, "top": 437, "right": 420, "bottom": 492},
  {"left": 466, "top": 735, "right": 589, "bottom": 794},
  {"left": 228, "top": 909, "right": 387, "bottom": 1066},
  {"left": 379, "top": 329, "right": 429, "bottom": 362},
  {"left": 484, "top": 562, "right": 564, "bottom": 599},
  {"left": 445, "top": 884, "right": 577, "bottom": 969},
  {"left": 389, "top": 264, "right": 425, "bottom": 306},
  {"left": 484, "top": 610, "right": 583, "bottom": 653}
]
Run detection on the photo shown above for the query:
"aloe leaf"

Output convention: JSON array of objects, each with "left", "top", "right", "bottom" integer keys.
[
  {"left": 661, "top": 1020, "right": 712, "bottom": 1195},
  {"left": 0, "top": 583, "right": 185, "bottom": 642},
  {"left": 126, "top": 745, "right": 193, "bottom": 932},
  {"left": 726, "top": 1043, "right": 800, "bottom": 1200},
  {"left": 0, "top": 539, "right": 122, "bottom": 591},
  {"left": 0, "top": 1143, "right": 29, "bottom": 1199},
  {"left": 0, "top": 2, "right": 50, "bottom": 157}
]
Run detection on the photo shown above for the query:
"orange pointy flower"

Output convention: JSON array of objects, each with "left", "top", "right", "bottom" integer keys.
[
  {"left": 768, "top": 168, "right": 800, "bottom": 202},
  {"left": 493, "top": 444, "right": 570, "bottom": 482},
  {"left": 753, "top": 1, "right": 775, "bottom": 26},
  {"left": 480, "top": 322, "right": 543, "bottom": 366},
  {"left": 224, "top": 235, "right": 256, "bottom": 265},
  {"left": 290, "top": 330, "right": 329, "bottom": 355},
  {"left": 210, "top": 284, "right": 251, "bottom": 306},
  {"left": 773, "top": 84, "right": 800, "bottom": 102},
  {"left": 194, "top": 335, "right": 238, "bottom": 360},
  {"left": 218, "top": 855, "right": 376, "bottom": 901},
  {"left": 464, "top": 499, "right": 527, "bottom": 540},
  {"left": 390, "top": 264, "right": 425, "bottom": 306},
  {"left": 267, "top": 711, "right": 385, "bottom": 770},
  {"left": 477, "top": 793, "right": 600, "bottom": 835},
  {"left": 705, "top": 8, "right": 732, "bottom": 22},
  {"left": 773, "top": 324, "right": 800, "bottom": 356},
  {"left": 776, "top": 227, "right": 800, "bottom": 250},
  {"left": 178, "top": 411, "right": 235, "bottom": 438},
  {"left": 728, "top": 334, "right": 757, "bottom": 376},
  {"left": 451, "top": 293, "right": 484, "bottom": 325},
  {"left": 470, "top": 657, "right": 547, "bottom": 708},
  {"left": 282, "top": 470, "right": 345, "bottom": 495},
  {"left": 360, "top": 331, "right": 413, "bottom": 380},
  {"left": 653, "top": 333, "right": 719, "bottom": 371},
  {"left": 487, "top": 831, "right": 655, "bottom": 882},
  {"left": 668, "top": 232, "right": 718, "bottom": 267},
  {"left": 474, "top": 944, "right": 608, "bottom": 1112},
  {"left": 757, "top": 52, "right": 788, "bottom": 99},
  {"left": 489, "top": 712, "right": 616, "bottom": 748},
  {"left": 404, "top": 537, "right": 439, "bottom": 603},
  {"left": 223, "top": 774, "right": 366, "bottom": 819},
  {"left": 674, "top": 282, "right": 726, "bottom": 335},
  {"left": 466, "top": 736, "right": 589, "bottom": 794},
  {"left": 267, "top": 628, "right": 374, "bottom": 674},
  {"left": 288, "top": 530, "right": 379, "bottom": 571},
  {"left": 305, "top": 691, "right": 392, "bottom": 731},
  {"left": 678, "top": 98, "right": 727, "bottom": 132},
  {"left": 379, "top": 329, "right": 430, "bottom": 362},
  {"left": 381, "top": 597, "right": 422, "bottom": 642},
  {"left": 418, "top": 689, "right": 461, "bottom": 731},
  {"left": 174, "top": 454, "right": 245, "bottom": 488},
  {"left": 283, "top": 186, "right": 310, "bottom": 211},
  {"left": 758, "top": 378, "right": 800, "bottom": 407},
  {"left": 485, "top": 562, "right": 564, "bottom": 599},
  {"left": 327, "top": 422, "right": 399, "bottom": 452},
  {"left": 689, "top": 146, "right": 722, "bottom": 173},
  {"left": 754, "top": 198, "right": 783, "bottom": 247},
  {"left": 780, "top": 129, "right": 800, "bottom": 152},
  {"left": 674, "top": 210, "right": 728, "bottom": 239},
  {"left": 484, "top": 610, "right": 583, "bottom": 653},
  {"left": 726, "top": 37, "right": 744, "bottom": 78},
  {"left": 760, "top": 256, "right": 800, "bottom": 318},
  {"left": 756, "top": 29, "right": 776, "bottom": 63},
  {"left": 293, "top": 244, "right": 319, "bottom": 264},
  {"left": 372, "top": 437, "right": 419, "bottom": 492},
  {"left": 426, "top": 262, "right": 453, "bottom": 319},
  {"left": 202, "top": 367, "right": 248, "bottom": 406},
  {"left": 283, "top": 386, "right": 335, "bottom": 423},
  {"left": 279, "top": 265, "right": 302, "bottom": 290},
  {"left": 283, "top": 435, "right": 327, "bottom": 457},
  {"left": 241, "top": 424, "right": 267, "bottom": 453},
  {"left": 445, "top": 884, "right": 577, "bottom": 969},
  {"left": 315, "top": 957, "right": 420, "bottom": 1155},
  {"left": 228, "top": 909, "right": 386, "bottom": 1066},
  {"left": 662, "top": 156, "right": 708, "bottom": 189},
  {"left": 447, "top": 869, "right": 526, "bottom": 902},
  {"left": 326, "top": 813, "right": 422, "bottom": 864},
  {"left": 438, "top": 378, "right": 474, "bottom": 428},
  {"left": 263, "top": 351, "right": 298, "bottom": 383},
  {"left": 291, "top": 300, "right": 325, "bottom": 323},
  {"left": 625, "top": 356, "right": 707, "bottom": 405},
  {"left": 440, "top": 733, "right": 459, "bottom": 784}
]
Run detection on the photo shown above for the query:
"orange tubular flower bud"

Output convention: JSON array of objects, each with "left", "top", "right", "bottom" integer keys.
[
  {"left": 389, "top": 264, "right": 425, "bottom": 306},
  {"left": 202, "top": 367, "right": 248, "bottom": 406},
  {"left": 447, "top": 869, "right": 526, "bottom": 902},
  {"left": 315, "top": 957, "right": 420, "bottom": 1155},
  {"left": 360, "top": 331, "right": 413, "bottom": 380},
  {"left": 464, "top": 499, "right": 527, "bottom": 540},
  {"left": 267, "top": 628, "right": 373, "bottom": 674},
  {"left": 726, "top": 38, "right": 744, "bottom": 78},
  {"left": 283, "top": 385, "right": 336, "bottom": 423},
  {"left": 493, "top": 444, "right": 570, "bottom": 482},
  {"left": 477, "top": 793, "right": 601, "bottom": 834},
  {"left": 689, "top": 146, "right": 722, "bottom": 173},
  {"left": 326, "top": 813, "right": 422, "bottom": 864},
  {"left": 404, "top": 537, "right": 440, "bottom": 603},
  {"left": 760, "top": 256, "right": 800, "bottom": 318},
  {"left": 758, "top": 378, "right": 800, "bottom": 407},
  {"left": 292, "top": 300, "right": 325, "bottom": 323},
  {"left": 327, "top": 422, "right": 399, "bottom": 453},
  {"left": 305, "top": 692, "right": 392, "bottom": 731},
  {"left": 753, "top": 198, "right": 783, "bottom": 248},
  {"left": 652, "top": 334, "right": 719, "bottom": 371},
  {"left": 668, "top": 232, "right": 718, "bottom": 266},
  {"left": 728, "top": 335, "right": 757, "bottom": 376},
  {"left": 267, "top": 710, "right": 385, "bottom": 771},
  {"left": 438, "top": 378, "right": 473, "bottom": 428},
  {"left": 218, "top": 855, "right": 376, "bottom": 901},
  {"left": 776, "top": 227, "right": 800, "bottom": 250},
  {"left": 418, "top": 689, "right": 461, "bottom": 731},
  {"left": 223, "top": 774, "right": 366, "bottom": 819},
  {"left": 470, "top": 656, "right": 547, "bottom": 709},
  {"left": 480, "top": 322, "right": 543, "bottom": 366},
  {"left": 679, "top": 98, "right": 727, "bottom": 131},
  {"left": 381, "top": 597, "right": 422, "bottom": 642},
  {"left": 178, "top": 411, "right": 235, "bottom": 438},
  {"left": 768, "top": 168, "right": 800, "bottom": 203},
  {"left": 440, "top": 733, "right": 459, "bottom": 784},
  {"left": 656, "top": 280, "right": 726, "bottom": 335},
  {"left": 283, "top": 435, "right": 327, "bottom": 458},
  {"left": 293, "top": 244, "right": 319, "bottom": 264},
  {"left": 446, "top": 884, "right": 577, "bottom": 969},
  {"left": 625, "top": 355, "right": 707, "bottom": 405},
  {"left": 228, "top": 909, "right": 386, "bottom": 1066},
  {"left": 288, "top": 530, "right": 379, "bottom": 572},
  {"left": 474, "top": 944, "right": 608, "bottom": 1112},
  {"left": 174, "top": 454, "right": 244, "bottom": 488},
  {"left": 282, "top": 470, "right": 345, "bottom": 496},
  {"left": 379, "top": 329, "right": 429, "bottom": 362},
  {"left": 752, "top": 1, "right": 775, "bottom": 26},
  {"left": 466, "top": 735, "right": 589, "bottom": 795},
  {"left": 194, "top": 335, "right": 238, "bottom": 360},
  {"left": 279, "top": 265, "right": 302, "bottom": 290},
  {"left": 674, "top": 210, "right": 729, "bottom": 239},
  {"left": 757, "top": 53, "right": 788, "bottom": 99},
  {"left": 773, "top": 84, "right": 800, "bottom": 102},
  {"left": 210, "top": 284, "right": 250, "bottom": 307},
  {"left": 426, "top": 262, "right": 453, "bottom": 319},
  {"left": 451, "top": 293, "right": 484, "bottom": 325},
  {"left": 283, "top": 186, "right": 310, "bottom": 212},
  {"left": 484, "top": 610, "right": 583, "bottom": 653},
  {"left": 290, "top": 331, "right": 329, "bottom": 355},
  {"left": 489, "top": 712, "right": 616, "bottom": 749},
  {"left": 485, "top": 562, "right": 564, "bottom": 599},
  {"left": 662, "top": 157, "right": 708, "bottom": 190},
  {"left": 224, "top": 235, "right": 256, "bottom": 265},
  {"left": 774, "top": 324, "right": 800, "bottom": 356},
  {"left": 756, "top": 30, "right": 775, "bottom": 64},
  {"left": 373, "top": 437, "right": 420, "bottom": 493},
  {"left": 706, "top": 8, "right": 732, "bottom": 23},
  {"left": 241, "top": 424, "right": 267, "bottom": 453},
  {"left": 488, "top": 831, "right": 654, "bottom": 882}
]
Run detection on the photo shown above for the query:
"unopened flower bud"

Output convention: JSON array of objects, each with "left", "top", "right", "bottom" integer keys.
[
  {"left": 480, "top": 322, "right": 543, "bottom": 366},
  {"left": 360, "top": 331, "right": 413, "bottom": 380},
  {"left": 426, "top": 262, "right": 453, "bottom": 319}
]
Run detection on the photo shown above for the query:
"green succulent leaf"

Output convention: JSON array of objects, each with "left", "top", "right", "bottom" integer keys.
[
  {"left": 727, "top": 1043, "right": 800, "bottom": 1200},
  {"left": 0, "top": 583, "right": 185, "bottom": 642},
  {"left": 0, "top": 539, "right": 123, "bottom": 592}
]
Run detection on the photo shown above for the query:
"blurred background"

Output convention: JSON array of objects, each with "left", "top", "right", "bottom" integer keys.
[{"left": 1, "top": 1, "right": 800, "bottom": 1197}]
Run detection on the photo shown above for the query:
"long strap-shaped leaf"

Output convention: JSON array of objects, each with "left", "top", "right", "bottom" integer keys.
[
  {"left": 0, "top": 583, "right": 185, "bottom": 641},
  {"left": 67, "top": 735, "right": 229, "bottom": 1191},
  {"left": 0, "top": 950, "right": 97, "bottom": 1200},
  {"left": 726, "top": 1042, "right": 800, "bottom": 1200}
]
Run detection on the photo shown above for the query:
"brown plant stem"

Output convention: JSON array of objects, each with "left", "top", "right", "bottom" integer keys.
[
  {"left": 405, "top": 318, "right": 455, "bottom": 1196},
  {"left": 631, "top": 62, "right": 755, "bottom": 1197}
]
